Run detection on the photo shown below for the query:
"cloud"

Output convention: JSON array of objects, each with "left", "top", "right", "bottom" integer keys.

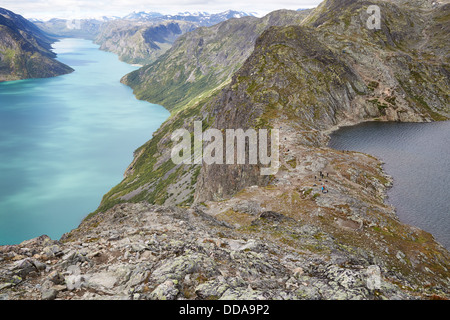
[{"left": 1, "top": 0, "right": 322, "bottom": 20}]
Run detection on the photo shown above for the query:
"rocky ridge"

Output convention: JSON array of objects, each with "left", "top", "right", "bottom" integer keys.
[
  {"left": 1, "top": 196, "right": 448, "bottom": 300},
  {"left": 1, "top": 118, "right": 449, "bottom": 300},
  {"left": 121, "top": 9, "right": 313, "bottom": 113},
  {"left": 1, "top": 0, "right": 449, "bottom": 300}
]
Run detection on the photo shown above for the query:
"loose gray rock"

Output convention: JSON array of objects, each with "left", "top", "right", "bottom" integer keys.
[
  {"left": 148, "top": 280, "right": 179, "bottom": 300},
  {"left": 41, "top": 288, "right": 58, "bottom": 300}
]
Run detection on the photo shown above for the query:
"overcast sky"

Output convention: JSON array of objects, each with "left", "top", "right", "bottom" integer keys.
[{"left": 1, "top": 0, "right": 322, "bottom": 20}]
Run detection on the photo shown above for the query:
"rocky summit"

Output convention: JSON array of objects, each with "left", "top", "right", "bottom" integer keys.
[
  {"left": 0, "top": 199, "right": 446, "bottom": 300},
  {"left": 1, "top": 0, "right": 449, "bottom": 300}
]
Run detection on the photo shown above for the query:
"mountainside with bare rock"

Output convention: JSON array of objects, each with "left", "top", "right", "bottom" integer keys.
[
  {"left": 1, "top": 0, "right": 449, "bottom": 300},
  {"left": 0, "top": 8, "right": 73, "bottom": 81}
]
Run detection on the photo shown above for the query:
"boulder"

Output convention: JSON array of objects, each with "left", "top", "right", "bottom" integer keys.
[{"left": 148, "top": 280, "right": 179, "bottom": 300}]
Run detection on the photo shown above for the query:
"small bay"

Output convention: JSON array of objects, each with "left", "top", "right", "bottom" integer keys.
[
  {"left": 329, "top": 121, "right": 450, "bottom": 250},
  {"left": 0, "top": 38, "right": 169, "bottom": 245}
]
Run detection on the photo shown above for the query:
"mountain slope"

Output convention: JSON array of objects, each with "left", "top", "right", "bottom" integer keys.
[
  {"left": 121, "top": 9, "right": 313, "bottom": 113},
  {"left": 196, "top": 0, "right": 450, "bottom": 201},
  {"left": 33, "top": 18, "right": 104, "bottom": 40},
  {"left": 94, "top": 20, "right": 198, "bottom": 65},
  {"left": 93, "top": 11, "right": 256, "bottom": 65},
  {"left": 98, "top": 1, "right": 450, "bottom": 214},
  {"left": 88, "top": 10, "right": 313, "bottom": 213},
  {"left": 0, "top": 8, "right": 73, "bottom": 81},
  {"left": 93, "top": 1, "right": 450, "bottom": 296},
  {"left": 99, "top": 0, "right": 450, "bottom": 214},
  {"left": 33, "top": 11, "right": 256, "bottom": 65},
  {"left": 1, "top": 1, "right": 449, "bottom": 301},
  {"left": 124, "top": 0, "right": 449, "bottom": 298},
  {"left": 124, "top": 10, "right": 255, "bottom": 26}
]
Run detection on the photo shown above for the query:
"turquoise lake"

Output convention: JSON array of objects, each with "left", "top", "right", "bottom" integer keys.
[{"left": 0, "top": 38, "right": 169, "bottom": 245}]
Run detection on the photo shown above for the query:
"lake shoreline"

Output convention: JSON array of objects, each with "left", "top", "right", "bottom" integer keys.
[
  {"left": 0, "top": 38, "right": 169, "bottom": 245},
  {"left": 327, "top": 119, "right": 450, "bottom": 250}
]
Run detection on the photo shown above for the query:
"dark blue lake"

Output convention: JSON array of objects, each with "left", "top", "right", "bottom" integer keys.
[
  {"left": 0, "top": 38, "right": 169, "bottom": 245},
  {"left": 329, "top": 121, "right": 450, "bottom": 250}
]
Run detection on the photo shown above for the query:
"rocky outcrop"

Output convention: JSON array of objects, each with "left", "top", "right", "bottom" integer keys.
[
  {"left": 33, "top": 18, "right": 103, "bottom": 40},
  {"left": 195, "top": 0, "right": 450, "bottom": 201},
  {"left": 0, "top": 8, "right": 73, "bottom": 81},
  {"left": 1, "top": 198, "right": 449, "bottom": 300}
]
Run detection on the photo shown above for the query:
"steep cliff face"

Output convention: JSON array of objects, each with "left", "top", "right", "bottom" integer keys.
[
  {"left": 0, "top": 8, "right": 74, "bottom": 81},
  {"left": 96, "top": 1, "right": 450, "bottom": 214},
  {"left": 121, "top": 10, "right": 313, "bottom": 113},
  {"left": 94, "top": 20, "right": 198, "bottom": 65},
  {"left": 33, "top": 18, "right": 103, "bottom": 40},
  {"left": 195, "top": 0, "right": 450, "bottom": 202},
  {"left": 1, "top": 1, "right": 449, "bottom": 301},
  {"left": 194, "top": 24, "right": 365, "bottom": 202}
]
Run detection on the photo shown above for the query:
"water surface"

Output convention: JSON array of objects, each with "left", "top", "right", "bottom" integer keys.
[
  {"left": 329, "top": 121, "right": 450, "bottom": 250},
  {"left": 0, "top": 38, "right": 169, "bottom": 245}
]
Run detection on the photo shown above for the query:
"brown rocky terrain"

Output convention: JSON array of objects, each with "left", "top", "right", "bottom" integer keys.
[{"left": 94, "top": 20, "right": 198, "bottom": 65}]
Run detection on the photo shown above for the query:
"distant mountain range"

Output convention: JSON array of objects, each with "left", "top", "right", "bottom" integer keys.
[
  {"left": 33, "top": 18, "right": 105, "bottom": 40},
  {"left": 94, "top": 20, "right": 198, "bottom": 65},
  {"left": 0, "top": 7, "right": 73, "bottom": 81},
  {"left": 33, "top": 10, "right": 256, "bottom": 35},
  {"left": 32, "top": 10, "right": 258, "bottom": 65},
  {"left": 122, "top": 10, "right": 256, "bottom": 26}
]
